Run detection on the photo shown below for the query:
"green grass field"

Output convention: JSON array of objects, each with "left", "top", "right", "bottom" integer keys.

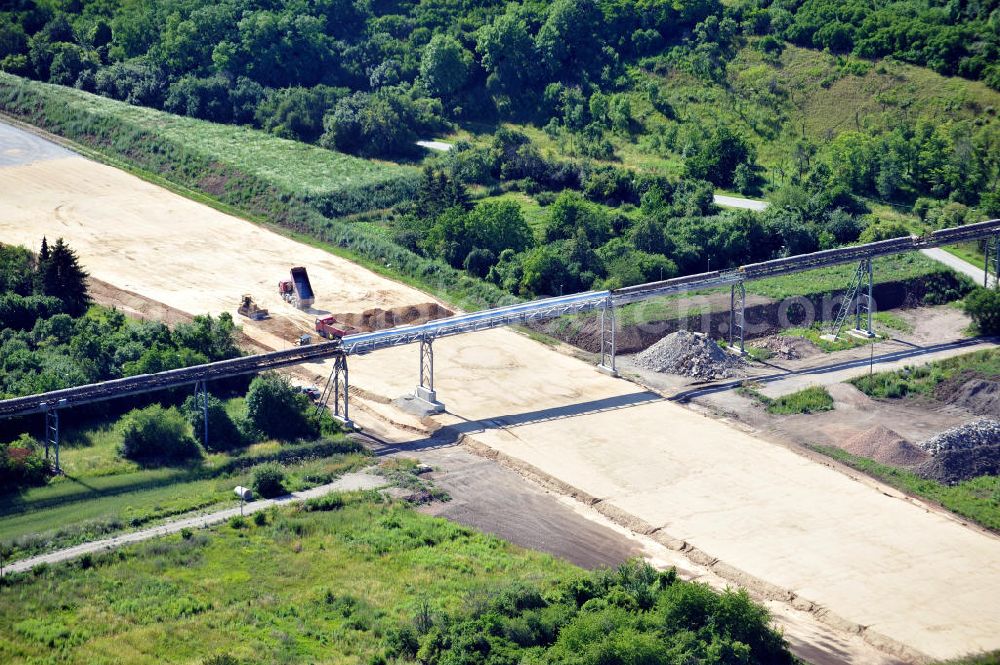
[
  {"left": 0, "top": 73, "right": 415, "bottom": 200},
  {"left": 0, "top": 496, "right": 576, "bottom": 665},
  {"left": 739, "top": 385, "right": 835, "bottom": 415},
  {"left": 0, "top": 411, "right": 368, "bottom": 564}
]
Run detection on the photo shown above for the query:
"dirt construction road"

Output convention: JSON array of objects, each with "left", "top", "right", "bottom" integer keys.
[{"left": 3, "top": 122, "right": 1000, "bottom": 662}]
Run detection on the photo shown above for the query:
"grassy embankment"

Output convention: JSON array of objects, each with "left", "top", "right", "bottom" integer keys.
[
  {"left": 0, "top": 73, "right": 513, "bottom": 312},
  {"left": 445, "top": 44, "right": 1000, "bottom": 188},
  {"left": 0, "top": 399, "right": 368, "bottom": 564},
  {"left": 0, "top": 491, "right": 793, "bottom": 665},
  {"left": 850, "top": 348, "right": 1000, "bottom": 399}
]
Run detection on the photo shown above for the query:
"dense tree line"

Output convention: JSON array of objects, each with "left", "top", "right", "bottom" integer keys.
[
  {"left": 404, "top": 151, "right": 879, "bottom": 297},
  {"left": 387, "top": 559, "right": 793, "bottom": 665},
  {"left": 779, "top": 0, "right": 999, "bottom": 86},
  {"left": 0, "top": 240, "right": 239, "bottom": 398},
  {"left": 0, "top": 238, "right": 89, "bottom": 331},
  {"left": 0, "top": 0, "right": 750, "bottom": 155}
]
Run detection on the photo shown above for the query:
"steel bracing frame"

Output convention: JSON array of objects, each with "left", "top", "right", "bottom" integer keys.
[
  {"left": 44, "top": 408, "right": 60, "bottom": 473},
  {"left": 419, "top": 338, "right": 435, "bottom": 393},
  {"left": 317, "top": 355, "right": 351, "bottom": 427},
  {"left": 194, "top": 381, "right": 209, "bottom": 448},
  {"left": 829, "top": 259, "right": 874, "bottom": 340},
  {"left": 729, "top": 281, "right": 746, "bottom": 354},
  {"left": 985, "top": 234, "right": 1000, "bottom": 288},
  {"left": 3, "top": 219, "right": 999, "bottom": 426},
  {"left": 599, "top": 296, "right": 617, "bottom": 374}
]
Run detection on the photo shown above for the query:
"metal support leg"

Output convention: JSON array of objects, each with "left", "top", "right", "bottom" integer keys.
[
  {"left": 317, "top": 354, "right": 353, "bottom": 428},
  {"left": 598, "top": 295, "right": 619, "bottom": 376},
  {"left": 419, "top": 338, "right": 434, "bottom": 393},
  {"left": 44, "top": 408, "right": 60, "bottom": 474},
  {"left": 864, "top": 258, "right": 874, "bottom": 336},
  {"left": 413, "top": 338, "right": 444, "bottom": 413},
  {"left": 995, "top": 236, "right": 1000, "bottom": 289},
  {"left": 194, "top": 381, "right": 209, "bottom": 448},
  {"left": 729, "top": 281, "right": 746, "bottom": 354},
  {"left": 986, "top": 235, "right": 1000, "bottom": 289}
]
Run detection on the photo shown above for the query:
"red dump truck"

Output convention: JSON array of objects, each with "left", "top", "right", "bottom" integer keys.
[{"left": 315, "top": 316, "right": 349, "bottom": 340}]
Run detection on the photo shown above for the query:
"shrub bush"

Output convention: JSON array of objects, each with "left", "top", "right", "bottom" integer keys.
[
  {"left": 245, "top": 373, "right": 318, "bottom": 441},
  {"left": 117, "top": 405, "right": 201, "bottom": 465},
  {"left": 252, "top": 462, "right": 287, "bottom": 498},
  {"left": 0, "top": 434, "right": 51, "bottom": 492},
  {"left": 964, "top": 287, "right": 1000, "bottom": 335},
  {"left": 182, "top": 394, "right": 243, "bottom": 451}
]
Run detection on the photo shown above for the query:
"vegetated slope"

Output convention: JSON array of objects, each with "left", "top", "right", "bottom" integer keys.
[
  {"left": 635, "top": 43, "right": 1000, "bottom": 180},
  {"left": 0, "top": 73, "right": 419, "bottom": 218},
  {"left": 0, "top": 496, "right": 792, "bottom": 665}
]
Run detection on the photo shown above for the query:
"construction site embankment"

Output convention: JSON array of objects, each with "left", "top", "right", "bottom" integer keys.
[
  {"left": 533, "top": 272, "right": 972, "bottom": 354},
  {"left": 2, "top": 120, "right": 1000, "bottom": 663}
]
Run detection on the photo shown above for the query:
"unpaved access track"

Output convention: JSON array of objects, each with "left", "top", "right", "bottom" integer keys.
[{"left": 2, "top": 121, "right": 1000, "bottom": 663}]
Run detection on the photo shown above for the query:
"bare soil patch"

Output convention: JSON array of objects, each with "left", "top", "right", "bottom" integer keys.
[
  {"left": 749, "top": 335, "right": 822, "bottom": 361},
  {"left": 935, "top": 373, "right": 1000, "bottom": 417},
  {"left": 87, "top": 277, "right": 193, "bottom": 326}
]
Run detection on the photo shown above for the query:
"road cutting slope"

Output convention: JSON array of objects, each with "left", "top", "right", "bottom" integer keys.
[{"left": 2, "top": 122, "right": 999, "bottom": 662}]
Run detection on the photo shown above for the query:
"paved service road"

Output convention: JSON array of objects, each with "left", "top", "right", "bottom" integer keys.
[
  {"left": 921, "top": 247, "right": 989, "bottom": 285},
  {"left": 713, "top": 194, "right": 769, "bottom": 211},
  {"left": 0, "top": 472, "right": 385, "bottom": 577}
]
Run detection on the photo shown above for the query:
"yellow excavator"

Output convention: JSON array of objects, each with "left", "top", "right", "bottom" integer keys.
[{"left": 237, "top": 294, "right": 269, "bottom": 320}]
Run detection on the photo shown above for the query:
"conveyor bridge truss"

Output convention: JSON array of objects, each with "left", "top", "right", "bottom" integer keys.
[{"left": 3, "top": 220, "right": 997, "bottom": 466}]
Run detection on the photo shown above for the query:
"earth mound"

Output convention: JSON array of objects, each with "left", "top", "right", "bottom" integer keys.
[
  {"left": 937, "top": 377, "right": 1000, "bottom": 417},
  {"left": 334, "top": 302, "right": 453, "bottom": 331},
  {"left": 635, "top": 330, "right": 746, "bottom": 379},
  {"left": 842, "top": 425, "right": 929, "bottom": 466}
]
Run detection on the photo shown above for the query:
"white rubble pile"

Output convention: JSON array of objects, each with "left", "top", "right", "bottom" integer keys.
[
  {"left": 920, "top": 418, "right": 1000, "bottom": 456},
  {"left": 635, "top": 330, "right": 746, "bottom": 379}
]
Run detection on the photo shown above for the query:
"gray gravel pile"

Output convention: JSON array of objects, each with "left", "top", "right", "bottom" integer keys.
[
  {"left": 916, "top": 418, "right": 1000, "bottom": 483},
  {"left": 920, "top": 418, "right": 1000, "bottom": 455},
  {"left": 635, "top": 330, "right": 746, "bottom": 379}
]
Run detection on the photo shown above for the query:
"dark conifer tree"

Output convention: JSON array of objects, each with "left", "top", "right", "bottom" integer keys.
[{"left": 38, "top": 237, "right": 90, "bottom": 316}]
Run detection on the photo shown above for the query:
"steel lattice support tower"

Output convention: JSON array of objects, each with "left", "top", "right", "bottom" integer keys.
[
  {"left": 985, "top": 235, "right": 1000, "bottom": 288},
  {"left": 419, "top": 338, "right": 435, "bottom": 393},
  {"left": 598, "top": 295, "right": 618, "bottom": 376},
  {"left": 318, "top": 355, "right": 352, "bottom": 428},
  {"left": 193, "top": 381, "right": 209, "bottom": 448},
  {"left": 829, "top": 258, "right": 875, "bottom": 340},
  {"left": 729, "top": 281, "right": 746, "bottom": 354},
  {"left": 44, "top": 408, "right": 60, "bottom": 474}
]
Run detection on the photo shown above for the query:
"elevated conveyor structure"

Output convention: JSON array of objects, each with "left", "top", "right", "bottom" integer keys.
[{"left": 3, "top": 220, "right": 998, "bottom": 457}]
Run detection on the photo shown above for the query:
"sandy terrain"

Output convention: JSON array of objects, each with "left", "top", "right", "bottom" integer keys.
[
  {"left": 0, "top": 149, "right": 436, "bottom": 353},
  {"left": 3, "top": 122, "right": 1000, "bottom": 662}
]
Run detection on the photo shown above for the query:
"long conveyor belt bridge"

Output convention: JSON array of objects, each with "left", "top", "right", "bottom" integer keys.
[{"left": 3, "top": 219, "right": 998, "bottom": 468}]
